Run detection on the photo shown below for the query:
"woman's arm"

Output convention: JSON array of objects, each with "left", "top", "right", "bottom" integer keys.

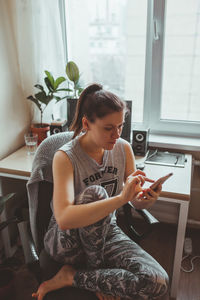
[{"left": 53, "top": 150, "right": 141, "bottom": 230}]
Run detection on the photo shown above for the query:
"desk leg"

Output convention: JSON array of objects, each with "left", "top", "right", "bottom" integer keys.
[{"left": 170, "top": 201, "right": 189, "bottom": 299}]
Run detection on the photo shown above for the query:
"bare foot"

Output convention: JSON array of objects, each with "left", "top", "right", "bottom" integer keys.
[
  {"left": 96, "top": 292, "right": 120, "bottom": 300},
  {"left": 32, "top": 264, "right": 76, "bottom": 300}
]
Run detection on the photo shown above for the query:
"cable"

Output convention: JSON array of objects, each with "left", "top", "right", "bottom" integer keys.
[
  {"left": 145, "top": 149, "right": 157, "bottom": 161},
  {"left": 174, "top": 155, "right": 179, "bottom": 165},
  {"left": 181, "top": 255, "right": 200, "bottom": 273}
]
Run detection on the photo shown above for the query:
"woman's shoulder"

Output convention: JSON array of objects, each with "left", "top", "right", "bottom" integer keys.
[
  {"left": 116, "top": 138, "right": 133, "bottom": 157},
  {"left": 110, "top": 138, "right": 127, "bottom": 158},
  {"left": 59, "top": 135, "right": 78, "bottom": 153},
  {"left": 116, "top": 137, "right": 131, "bottom": 150},
  {"left": 56, "top": 135, "right": 81, "bottom": 168},
  {"left": 117, "top": 137, "right": 130, "bottom": 145}
]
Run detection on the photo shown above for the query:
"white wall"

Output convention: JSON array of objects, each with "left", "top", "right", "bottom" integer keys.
[{"left": 0, "top": 1, "right": 31, "bottom": 159}]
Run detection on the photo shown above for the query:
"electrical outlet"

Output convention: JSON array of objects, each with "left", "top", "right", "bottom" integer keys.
[{"left": 184, "top": 237, "right": 192, "bottom": 255}]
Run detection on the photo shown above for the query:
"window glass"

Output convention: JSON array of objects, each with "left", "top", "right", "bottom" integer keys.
[
  {"left": 161, "top": 0, "right": 200, "bottom": 122},
  {"left": 65, "top": 0, "right": 147, "bottom": 122}
]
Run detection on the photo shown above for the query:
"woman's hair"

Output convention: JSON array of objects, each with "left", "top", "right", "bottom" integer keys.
[{"left": 70, "top": 83, "right": 128, "bottom": 138}]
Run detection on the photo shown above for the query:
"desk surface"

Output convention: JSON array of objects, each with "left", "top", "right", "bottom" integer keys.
[
  {"left": 0, "top": 146, "right": 33, "bottom": 177},
  {"left": 143, "top": 159, "right": 192, "bottom": 201},
  {"left": 0, "top": 146, "right": 192, "bottom": 201}
]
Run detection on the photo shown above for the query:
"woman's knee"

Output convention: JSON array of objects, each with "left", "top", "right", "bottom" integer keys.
[{"left": 143, "top": 268, "right": 169, "bottom": 299}]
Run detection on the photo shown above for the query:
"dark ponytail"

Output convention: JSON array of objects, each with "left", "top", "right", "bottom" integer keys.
[
  {"left": 70, "top": 84, "right": 102, "bottom": 138},
  {"left": 70, "top": 83, "right": 127, "bottom": 138}
]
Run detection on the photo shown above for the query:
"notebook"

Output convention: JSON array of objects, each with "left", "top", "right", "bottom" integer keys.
[{"left": 145, "top": 150, "right": 186, "bottom": 167}]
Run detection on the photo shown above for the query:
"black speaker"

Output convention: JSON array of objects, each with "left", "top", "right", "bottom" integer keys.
[
  {"left": 50, "top": 120, "right": 68, "bottom": 135},
  {"left": 132, "top": 129, "right": 149, "bottom": 156},
  {"left": 121, "top": 100, "right": 132, "bottom": 142}
]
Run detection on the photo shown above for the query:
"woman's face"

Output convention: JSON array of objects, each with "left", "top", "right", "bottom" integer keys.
[{"left": 86, "top": 110, "right": 125, "bottom": 150}]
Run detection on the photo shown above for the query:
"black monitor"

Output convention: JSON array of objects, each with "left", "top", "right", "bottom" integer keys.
[{"left": 121, "top": 100, "right": 132, "bottom": 142}]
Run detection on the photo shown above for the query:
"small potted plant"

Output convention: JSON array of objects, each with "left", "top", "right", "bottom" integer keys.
[
  {"left": 65, "top": 61, "right": 84, "bottom": 128},
  {"left": 0, "top": 193, "right": 18, "bottom": 300},
  {"left": 27, "top": 70, "right": 71, "bottom": 144}
]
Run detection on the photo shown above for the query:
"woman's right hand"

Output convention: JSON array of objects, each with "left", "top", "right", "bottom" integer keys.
[{"left": 120, "top": 170, "right": 154, "bottom": 204}]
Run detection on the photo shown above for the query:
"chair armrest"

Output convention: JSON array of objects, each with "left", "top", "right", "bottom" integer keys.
[
  {"left": 128, "top": 201, "right": 159, "bottom": 225},
  {"left": 121, "top": 202, "right": 159, "bottom": 242},
  {"left": 17, "top": 221, "right": 42, "bottom": 283}
]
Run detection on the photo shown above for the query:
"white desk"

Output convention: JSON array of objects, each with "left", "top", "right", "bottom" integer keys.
[
  {"left": 0, "top": 147, "right": 34, "bottom": 257},
  {"left": 0, "top": 146, "right": 33, "bottom": 180},
  {"left": 0, "top": 146, "right": 192, "bottom": 299},
  {"left": 136, "top": 155, "right": 192, "bottom": 299}
]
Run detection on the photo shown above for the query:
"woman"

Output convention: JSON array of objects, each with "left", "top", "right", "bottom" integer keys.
[{"left": 32, "top": 83, "right": 168, "bottom": 300}]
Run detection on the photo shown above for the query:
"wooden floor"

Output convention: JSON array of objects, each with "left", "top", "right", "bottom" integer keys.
[
  {"left": 2, "top": 223, "right": 200, "bottom": 300},
  {"left": 139, "top": 223, "right": 200, "bottom": 300},
  {"left": 176, "top": 227, "right": 200, "bottom": 300}
]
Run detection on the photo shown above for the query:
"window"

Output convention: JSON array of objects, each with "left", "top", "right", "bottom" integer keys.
[
  {"left": 162, "top": 1, "right": 200, "bottom": 123},
  {"left": 64, "top": 0, "right": 147, "bottom": 123},
  {"left": 149, "top": 0, "right": 200, "bottom": 137},
  {"left": 61, "top": 0, "right": 200, "bottom": 137}
]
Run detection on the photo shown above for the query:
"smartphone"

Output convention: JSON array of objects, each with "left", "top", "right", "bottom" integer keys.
[{"left": 150, "top": 172, "right": 173, "bottom": 191}]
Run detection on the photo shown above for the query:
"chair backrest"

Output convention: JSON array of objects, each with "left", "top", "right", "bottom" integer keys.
[
  {"left": 29, "top": 132, "right": 73, "bottom": 253},
  {"left": 36, "top": 181, "right": 53, "bottom": 253}
]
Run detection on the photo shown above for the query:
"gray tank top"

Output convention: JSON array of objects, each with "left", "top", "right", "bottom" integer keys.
[{"left": 59, "top": 135, "right": 126, "bottom": 203}]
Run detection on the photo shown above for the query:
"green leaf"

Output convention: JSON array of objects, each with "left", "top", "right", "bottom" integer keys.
[
  {"left": 54, "top": 96, "right": 62, "bottom": 102},
  {"left": 0, "top": 193, "right": 15, "bottom": 215},
  {"left": 34, "top": 84, "right": 44, "bottom": 91},
  {"left": 54, "top": 77, "right": 66, "bottom": 90},
  {"left": 75, "top": 81, "right": 83, "bottom": 88},
  {"left": 35, "top": 91, "right": 49, "bottom": 105},
  {"left": 35, "top": 91, "right": 54, "bottom": 106},
  {"left": 77, "top": 87, "right": 84, "bottom": 96},
  {"left": 66, "top": 61, "right": 80, "bottom": 83},
  {"left": 27, "top": 95, "right": 42, "bottom": 111},
  {"left": 55, "top": 88, "right": 73, "bottom": 92},
  {"left": 44, "top": 77, "right": 54, "bottom": 92},
  {"left": 74, "top": 81, "right": 84, "bottom": 96},
  {"left": 44, "top": 70, "right": 54, "bottom": 89},
  {"left": 46, "top": 94, "right": 54, "bottom": 105},
  {"left": 60, "top": 95, "right": 73, "bottom": 100}
]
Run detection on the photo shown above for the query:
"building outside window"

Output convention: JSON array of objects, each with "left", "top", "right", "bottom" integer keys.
[{"left": 62, "top": 0, "right": 200, "bottom": 137}]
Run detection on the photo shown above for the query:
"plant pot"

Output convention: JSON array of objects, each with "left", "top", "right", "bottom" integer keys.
[
  {"left": 0, "top": 268, "right": 16, "bottom": 300},
  {"left": 31, "top": 123, "right": 50, "bottom": 145},
  {"left": 67, "top": 98, "right": 78, "bottom": 129}
]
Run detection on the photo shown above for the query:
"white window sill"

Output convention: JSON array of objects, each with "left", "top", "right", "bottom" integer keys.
[{"left": 149, "top": 134, "right": 200, "bottom": 152}]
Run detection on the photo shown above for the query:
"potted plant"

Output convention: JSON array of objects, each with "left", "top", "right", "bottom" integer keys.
[
  {"left": 0, "top": 193, "right": 18, "bottom": 300},
  {"left": 27, "top": 70, "right": 71, "bottom": 144},
  {"left": 65, "top": 61, "right": 84, "bottom": 128}
]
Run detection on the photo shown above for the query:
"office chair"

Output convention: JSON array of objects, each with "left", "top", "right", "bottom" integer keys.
[{"left": 18, "top": 132, "right": 159, "bottom": 300}]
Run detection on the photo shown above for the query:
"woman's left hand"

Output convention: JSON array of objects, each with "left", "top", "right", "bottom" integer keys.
[{"left": 131, "top": 183, "right": 162, "bottom": 210}]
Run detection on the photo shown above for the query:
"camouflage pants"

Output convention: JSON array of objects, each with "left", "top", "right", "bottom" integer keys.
[{"left": 44, "top": 185, "right": 169, "bottom": 299}]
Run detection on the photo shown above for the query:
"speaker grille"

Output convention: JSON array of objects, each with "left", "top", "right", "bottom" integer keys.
[{"left": 132, "top": 129, "right": 149, "bottom": 156}]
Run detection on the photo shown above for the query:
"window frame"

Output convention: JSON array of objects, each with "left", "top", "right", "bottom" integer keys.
[
  {"left": 146, "top": 0, "right": 200, "bottom": 138},
  {"left": 61, "top": 0, "right": 200, "bottom": 138}
]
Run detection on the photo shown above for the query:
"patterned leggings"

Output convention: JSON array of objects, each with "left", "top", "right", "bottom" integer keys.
[{"left": 44, "top": 185, "right": 169, "bottom": 300}]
